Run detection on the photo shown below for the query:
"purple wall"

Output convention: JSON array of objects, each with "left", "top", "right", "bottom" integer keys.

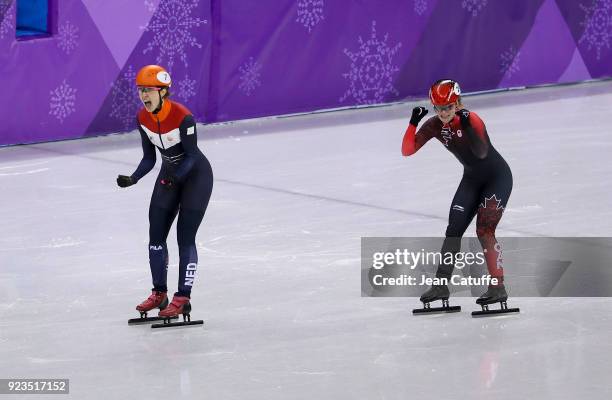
[{"left": 1, "top": 0, "right": 611, "bottom": 146}]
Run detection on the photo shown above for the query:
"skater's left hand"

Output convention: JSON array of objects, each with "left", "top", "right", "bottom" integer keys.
[{"left": 456, "top": 109, "right": 470, "bottom": 126}]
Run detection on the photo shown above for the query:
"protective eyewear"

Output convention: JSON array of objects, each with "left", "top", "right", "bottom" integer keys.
[
  {"left": 434, "top": 104, "right": 455, "bottom": 112},
  {"left": 137, "top": 87, "right": 163, "bottom": 94}
]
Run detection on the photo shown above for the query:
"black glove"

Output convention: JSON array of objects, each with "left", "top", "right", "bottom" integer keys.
[
  {"left": 160, "top": 175, "right": 177, "bottom": 190},
  {"left": 456, "top": 109, "right": 470, "bottom": 126},
  {"left": 410, "top": 106, "right": 429, "bottom": 126},
  {"left": 117, "top": 175, "right": 136, "bottom": 188}
]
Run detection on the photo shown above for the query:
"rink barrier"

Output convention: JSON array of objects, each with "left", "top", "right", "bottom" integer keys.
[{"left": 1, "top": 0, "right": 611, "bottom": 145}]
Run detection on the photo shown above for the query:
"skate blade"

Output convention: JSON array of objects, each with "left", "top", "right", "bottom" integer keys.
[
  {"left": 471, "top": 307, "right": 520, "bottom": 317},
  {"left": 413, "top": 305, "right": 461, "bottom": 314},
  {"left": 128, "top": 315, "right": 178, "bottom": 325},
  {"left": 151, "top": 319, "right": 204, "bottom": 329}
]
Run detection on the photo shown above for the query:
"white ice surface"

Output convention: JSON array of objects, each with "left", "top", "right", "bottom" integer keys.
[{"left": 0, "top": 81, "right": 611, "bottom": 399}]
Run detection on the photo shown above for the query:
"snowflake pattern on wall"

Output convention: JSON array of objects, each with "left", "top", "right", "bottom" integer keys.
[
  {"left": 0, "top": 0, "right": 15, "bottom": 40},
  {"left": 0, "top": 0, "right": 10, "bottom": 14},
  {"left": 144, "top": 0, "right": 157, "bottom": 13},
  {"left": 340, "top": 21, "right": 403, "bottom": 105},
  {"left": 462, "top": 0, "right": 487, "bottom": 17},
  {"left": 49, "top": 80, "right": 77, "bottom": 124},
  {"left": 57, "top": 21, "right": 79, "bottom": 55},
  {"left": 176, "top": 74, "right": 197, "bottom": 101},
  {"left": 296, "top": 0, "right": 325, "bottom": 33},
  {"left": 500, "top": 46, "right": 521, "bottom": 78},
  {"left": 109, "top": 66, "right": 142, "bottom": 131},
  {"left": 414, "top": 0, "right": 428, "bottom": 16},
  {"left": 579, "top": 0, "right": 612, "bottom": 60},
  {"left": 142, "top": 0, "right": 207, "bottom": 72},
  {"left": 238, "top": 57, "right": 262, "bottom": 96}
]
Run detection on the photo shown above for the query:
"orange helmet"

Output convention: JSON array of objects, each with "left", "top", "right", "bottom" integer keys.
[
  {"left": 135, "top": 65, "right": 172, "bottom": 87},
  {"left": 429, "top": 79, "right": 461, "bottom": 106}
]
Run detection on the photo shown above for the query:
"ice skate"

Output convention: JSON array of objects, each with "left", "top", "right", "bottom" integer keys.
[
  {"left": 413, "top": 284, "right": 461, "bottom": 314},
  {"left": 472, "top": 284, "right": 520, "bottom": 317},
  {"left": 128, "top": 290, "right": 177, "bottom": 325},
  {"left": 151, "top": 295, "right": 204, "bottom": 329}
]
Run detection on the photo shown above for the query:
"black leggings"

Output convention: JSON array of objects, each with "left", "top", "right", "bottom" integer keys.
[
  {"left": 148, "top": 158, "right": 213, "bottom": 297},
  {"left": 436, "top": 162, "right": 512, "bottom": 283}
]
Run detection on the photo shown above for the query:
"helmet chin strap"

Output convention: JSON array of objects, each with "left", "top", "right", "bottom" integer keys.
[{"left": 152, "top": 90, "right": 164, "bottom": 115}]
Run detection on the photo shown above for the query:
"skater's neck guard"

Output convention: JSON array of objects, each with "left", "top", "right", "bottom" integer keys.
[
  {"left": 150, "top": 98, "right": 172, "bottom": 122},
  {"left": 138, "top": 100, "right": 192, "bottom": 135}
]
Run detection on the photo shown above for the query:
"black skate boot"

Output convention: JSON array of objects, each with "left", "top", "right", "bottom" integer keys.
[
  {"left": 476, "top": 285, "right": 508, "bottom": 305},
  {"left": 472, "top": 284, "right": 520, "bottom": 317},
  {"left": 413, "top": 284, "right": 461, "bottom": 314}
]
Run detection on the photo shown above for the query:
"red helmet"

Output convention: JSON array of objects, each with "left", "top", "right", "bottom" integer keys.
[
  {"left": 135, "top": 65, "right": 172, "bottom": 87},
  {"left": 429, "top": 79, "right": 461, "bottom": 106}
]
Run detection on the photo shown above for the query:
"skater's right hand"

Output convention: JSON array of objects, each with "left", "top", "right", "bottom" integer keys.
[
  {"left": 117, "top": 175, "right": 136, "bottom": 188},
  {"left": 456, "top": 108, "right": 471, "bottom": 126},
  {"left": 410, "top": 106, "right": 428, "bottom": 126},
  {"left": 160, "top": 175, "right": 177, "bottom": 190}
]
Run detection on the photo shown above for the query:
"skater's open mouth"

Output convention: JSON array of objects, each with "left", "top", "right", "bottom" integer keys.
[{"left": 144, "top": 101, "right": 152, "bottom": 107}]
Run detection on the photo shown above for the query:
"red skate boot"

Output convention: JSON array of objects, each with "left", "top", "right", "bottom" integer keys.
[
  {"left": 152, "top": 295, "right": 204, "bottom": 329},
  {"left": 158, "top": 295, "right": 190, "bottom": 318},
  {"left": 128, "top": 291, "right": 176, "bottom": 325}
]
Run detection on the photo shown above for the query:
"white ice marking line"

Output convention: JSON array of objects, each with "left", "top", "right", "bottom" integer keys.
[
  {"left": 328, "top": 258, "right": 361, "bottom": 266},
  {"left": 505, "top": 205, "right": 542, "bottom": 213},
  {"left": 43, "top": 240, "right": 85, "bottom": 248},
  {"left": 204, "top": 350, "right": 237, "bottom": 356},
  {"left": 290, "top": 371, "right": 336, "bottom": 376},
  {"left": 0, "top": 168, "right": 49, "bottom": 176},
  {"left": 0, "top": 240, "right": 85, "bottom": 251},
  {"left": 0, "top": 161, "right": 49, "bottom": 170},
  {"left": 28, "top": 357, "right": 84, "bottom": 364}
]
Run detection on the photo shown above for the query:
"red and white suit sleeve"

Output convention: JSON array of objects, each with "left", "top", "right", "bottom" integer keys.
[{"left": 402, "top": 120, "right": 434, "bottom": 156}]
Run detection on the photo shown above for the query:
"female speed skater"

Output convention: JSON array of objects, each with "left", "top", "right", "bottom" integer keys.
[
  {"left": 401, "top": 79, "right": 514, "bottom": 312},
  {"left": 117, "top": 65, "right": 213, "bottom": 321}
]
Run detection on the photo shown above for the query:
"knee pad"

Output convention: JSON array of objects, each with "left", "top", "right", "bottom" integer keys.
[
  {"left": 476, "top": 206, "right": 503, "bottom": 239},
  {"left": 177, "top": 209, "right": 205, "bottom": 247},
  {"left": 149, "top": 206, "right": 178, "bottom": 243},
  {"left": 445, "top": 224, "right": 464, "bottom": 238}
]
